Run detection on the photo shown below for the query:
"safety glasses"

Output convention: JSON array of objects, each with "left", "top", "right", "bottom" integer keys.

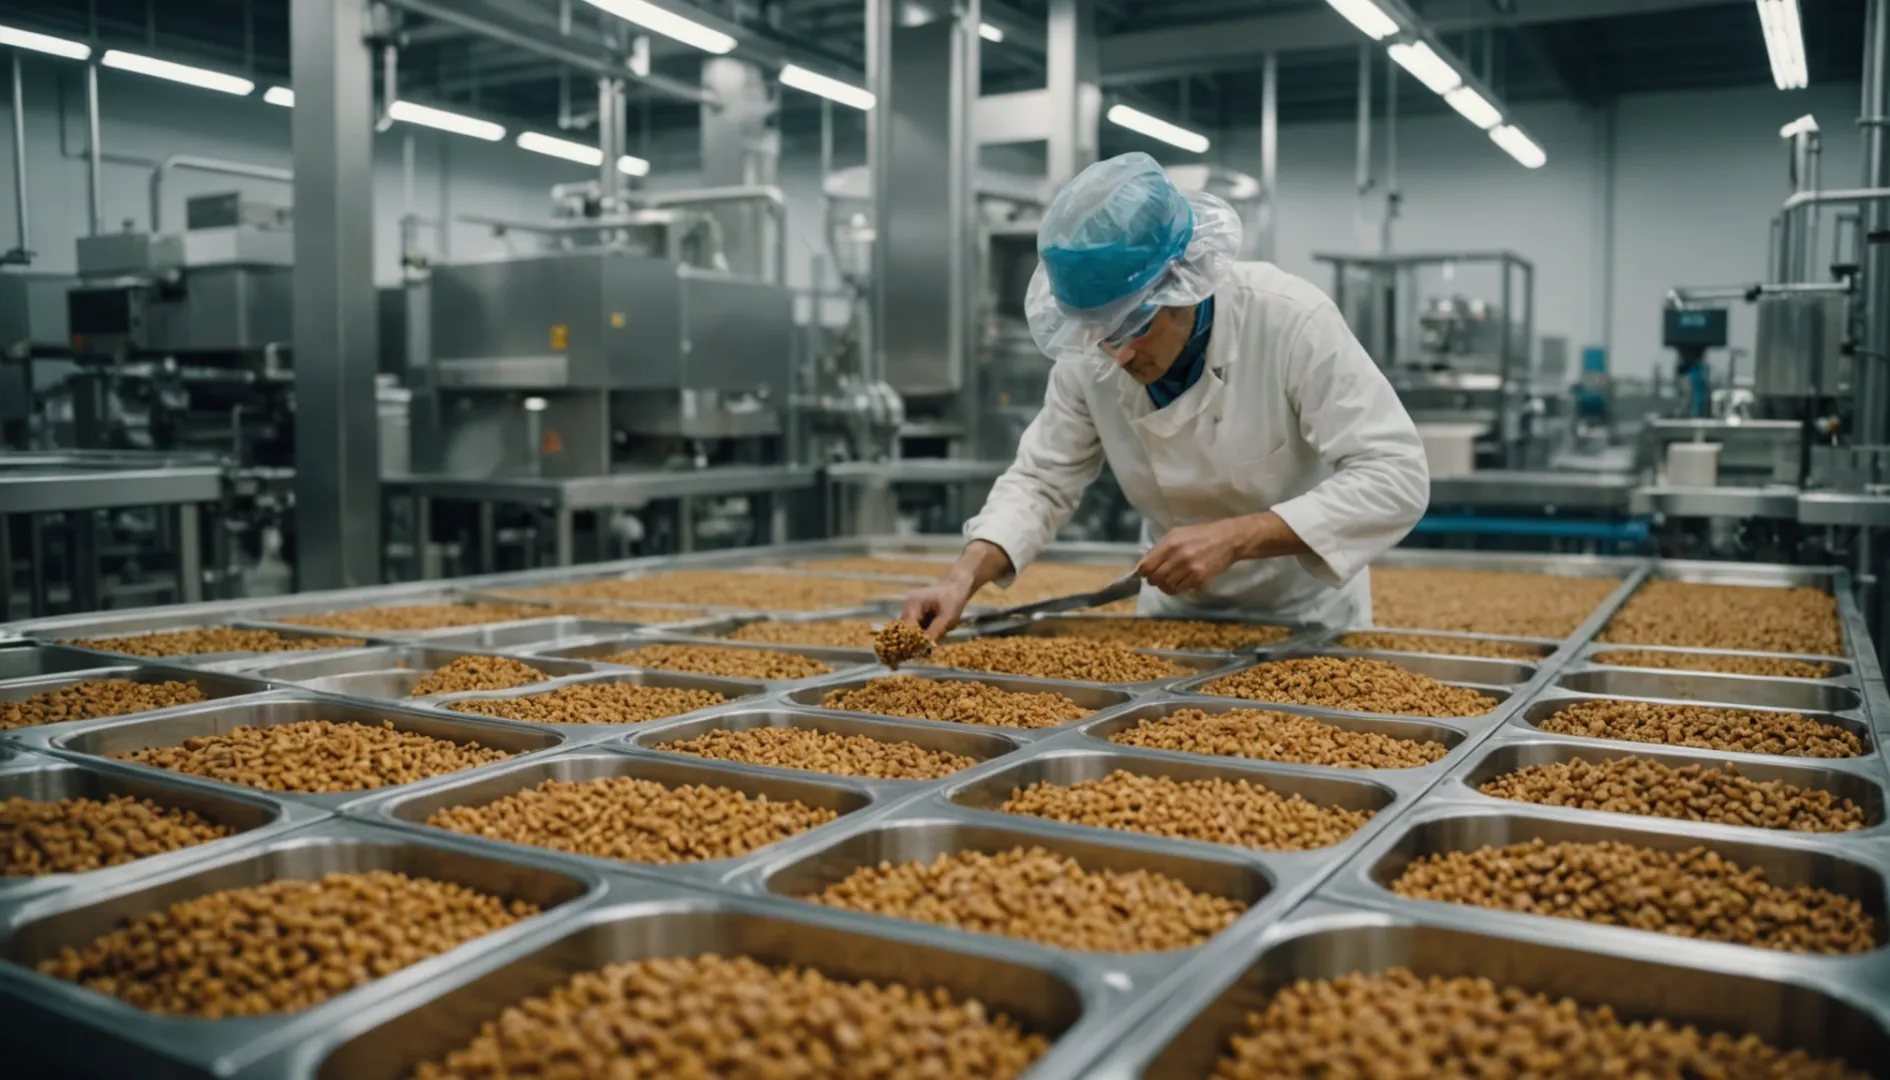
[{"left": 1097, "top": 303, "right": 1159, "bottom": 350}]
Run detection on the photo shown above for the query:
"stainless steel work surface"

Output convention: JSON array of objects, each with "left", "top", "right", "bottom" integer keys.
[{"left": 1, "top": 544, "right": 1888, "bottom": 1077}]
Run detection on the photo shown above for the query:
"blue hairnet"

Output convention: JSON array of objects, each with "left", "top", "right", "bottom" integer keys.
[{"left": 1027, "top": 152, "right": 1243, "bottom": 357}]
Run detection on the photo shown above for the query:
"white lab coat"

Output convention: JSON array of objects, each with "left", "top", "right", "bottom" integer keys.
[{"left": 965, "top": 261, "right": 1430, "bottom": 627}]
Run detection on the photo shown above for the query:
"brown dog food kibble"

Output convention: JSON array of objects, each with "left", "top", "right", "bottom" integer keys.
[
  {"left": 1539, "top": 699, "right": 1863, "bottom": 758},
  {"left": 790, "top": 555, "right": 957, "bottom": 577},
  {"left": 1212, "top": 968, "right": 1868, "bottom": 1080},
  {"left": 114, "top": 719, "right": 511, "bottom": 792},
  {"left": 1602, "top": 579, "right": 1844, "bottom": 655},
  {"left": 1109, "top": 707, "right": 1450, "bottom": 769},
  {"left": 1201, "top": 657, "right": 1498, "bottom": 718},
  {"left": 1001, "top": 770, "right": 1371, "bottom": 851},
  {"left": 62, "top": 627, "right": 364, "bottom": 658},
  {"left": 1046, "top": 619, "right": 1291, "bottom": 651},
  {"left": 1477, "top": 755, "right": 1870, "bottom": 832},
  {"left": 1371, "top": 567, "right": 1618, "bottom": 638},
  {"left": 407, "top": 954, "right": 1049, "bottom": 1080},
  {"left": 279, "top": 603, "right": 557, "bottom": 632},
  {"left": 807, "top": 846, "right": 1244, "bottom": 953},
  {"left": 503, "top": 570, "right": 897, "bottom": 611},
  {"left": 1339, "top": 631, "right": 1543, "bottom": 660},
  {"left": 600, "top": 643, "right": 832, "bottom": 680},
  {"left": 447, "top": 680, "right": 727, "bottom": 725},
  {"left": 1391, "top": 838, "right": 1877, "bottom": 955},
  {"left": 928, "top": 636, "right": 1187, "bottom": 683},
  {"left": 1, "top": 678, "right": 206, "bottom": 731},
  {"left": 657, "top": 726, "right": 979, "bottom": 780},
  {"left": 425, "top": 776, "right": 837, "bottom": 863},
  {"left": 724, "top": 618, "right": 880, "bottom": 648},
  {"left": 408, "top": 655, "right": 551, "bottom": 697},
  {"left": 819, "top": 675, "right": 1091, "bottom": 729},
  {"left": 1, "top": 794, "right": 233, "bottom": 876},
  {"left": 874, "top": 620, "right": 933, "bottom": 669},
  {"left": 38, "top": 870, "right": 537, "bottom": 1018},
  {"left": 1593, "top": 648, "right": 1834, "bottom": 679}
]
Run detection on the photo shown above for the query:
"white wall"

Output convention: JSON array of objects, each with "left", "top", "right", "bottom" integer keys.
[{"left": 1208, "top": 81, "right": 1865, "bottom": 382}]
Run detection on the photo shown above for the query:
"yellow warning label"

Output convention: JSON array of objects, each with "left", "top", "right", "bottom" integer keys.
[
  {"left": 542, "top": 429, "right": 565, "bottom": 455},
  {"left": 610, "top": 312, "right": 626, "bottom": 329},
  {"left": 550, "top": 324, "right": 569, "bottom": 350}
]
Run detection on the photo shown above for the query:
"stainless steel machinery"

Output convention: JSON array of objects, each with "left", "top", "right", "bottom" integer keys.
[{"left": 0, "top": 544, "right": 1884, "bottom": 1078}]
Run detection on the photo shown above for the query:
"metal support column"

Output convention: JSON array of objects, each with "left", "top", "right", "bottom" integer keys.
[
  {"left": 292, "top": 0, "right": 381, "bottom": 589},
  {"left": 699, "top": 58, "right": 777, "bottom": 279},
  {"left": 1046, "top": 0, "right": 1098, "bottom": 189},
  {"left": 1863, "top": 0, "right": 1890, "bottom": 445},
  {"left": 1355, "top": 45, "right": 1372, "bottom": 198},
  {"left": 177, "top": 504, "right": 202, "bottom": 603},
  {"left": 1259, "top": 52, "right": 1277, "bottom": 263},
  {"left": 85, "top": 62, "right": 102, "bottom": 236}
]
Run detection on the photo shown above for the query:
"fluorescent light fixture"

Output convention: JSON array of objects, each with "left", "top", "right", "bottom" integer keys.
[
  {"left": 389, "top": 100, "right": 505, "bottom": 141},
  {"left": 1387, "top": 41, "right": 1461, "bottom": 95},
  {"left": 518, "top": 131, "right": 603, "bottom": 165},
  {"left": 1443, "top": 86, "right": 1503, "bottom": 130},
  {"left": 1757, "top": 0, "right": 1808, "bottom": 90},
  {"left": 1106, "top": 103, "right": 1211, "bottom": 154},
  {"left": 0, "top": 23, "right": 90, "bottom": 60},
  {"left": 1322, "top": 0, "right": 1399, "bottom": 41},
  {"left": 618, "top": 154, "right": 651, "bottom": 177},
  {"left": 1490, "top": 124, "right": 1546, "bottom": 169},
  {"left": 780, "top": 64, "right": 875, "bottom": 111},
  {"left": 263, "top": 86, "right": 294, "bottom": 107},
  {"left": 579, "top": 0, "right": 735, "bottom": 55},
  {"left": 101, "top": 49, "right": 254, "bottom": 95},
  {"left": 1780, "top": 113, "right": 1819, "bottom": 137},
  {"left": 979, "top": 22, "right": 1005, "bottom": 42}
]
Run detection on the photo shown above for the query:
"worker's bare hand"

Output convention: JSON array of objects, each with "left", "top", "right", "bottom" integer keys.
[
  {"left": 1136, "top": 520, "right": 1245, "bottom": 596},
  {"left": 901, "top": 576, "right": 976, "bottom": 641}
]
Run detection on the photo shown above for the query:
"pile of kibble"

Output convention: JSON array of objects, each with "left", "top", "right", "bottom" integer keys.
[
  {"left": 1, "top": 678, "right": 206, "bottom": 731},
  {"left": 279, "top": 603, "right": 556, "bottom": 632},
  {"left": 409, "top": 656, "right": 552, "bottom": 697},
  {"left": 1000, "top": 771, "right": 1371, "bottom": 851},
  {"left": 1370, "top": 567, "right": 1619, "bottom": 638},
  {"left": 789, "top": 556, "right": 956, "bottom": 578},
  {"left": 723, "top": 619, "right": 880, "bottom": 649},
  {"left": 874, "top": 620, "right": 933, "bottom": 668},
  {"left": 1478, "top": 755, "right": 1870, "bottom": 832},
  {"left": 62, "top": 627, "right": 363, "bottom": 658},
  {"left": 424, "top": 776, "right": 838, "bottom": 863},
  {"left": 1538, "top": 699, "right": 1863, "bottom": 758},
  {"left": 928, "top": 637, "right": 1187, "bottom": 683},
  {"left": 1, "top": 794, "right": 234, "bottom": 876},
  {"left": 600, "top": 643, "right": 834, "bottom": 680},
  {"left": 807, "top": 846, "right": 1244, "bottom": 953},
  {"left": 447, "top": 681, "right": 728, "bottom": 725},
  {"left": 1201, "top": 657, "right": 1498, "bottom": 718},
  {"left": 503, "top": 571, "right": 897, "bottom": 611},
  {"left": 37, "top": 870, "right": 537, "bottom": 1018},
  {"left": 115, "top": 719, "right": 511, "bottom": 792},
  {"left": 1601, "top": 580, "right": 1844, "bottom": 656},
  {"left": 819, "top": 676, "right": 1091, "bottom": 729},
  {"left": 1338, "top": 631, "right": 1543, "bottom": 660},
  {"left": 1211, "top": 968, "right": 1867, "bottom": 1080},
  {"left": 1391, "top": 837, "right": 1877, "bottom": 955},
  {"left": 407, "top": 954, "right": 1049, "bottom": 1080},
  {"left": 1044, "top": 619, "right": 1291, "bottom": 651},
  {"left": 1107, "top": 707, "right": 1450, "bottom": 770},
  {"left": 1591, "top": 648, "right": 1833, "bottom": 679},
  {"left": 657, "top": 726, "right": 980, "bottom": 780}
]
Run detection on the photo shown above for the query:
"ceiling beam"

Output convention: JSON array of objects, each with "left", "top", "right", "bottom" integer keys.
[{"left": 1095, "top": 0, "right": 1745, "bottom": 86}]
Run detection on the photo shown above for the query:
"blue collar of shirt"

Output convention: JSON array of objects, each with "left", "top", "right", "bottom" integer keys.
[{"left": 1146, "top": 296, "right": 1215, "bottom": 408}]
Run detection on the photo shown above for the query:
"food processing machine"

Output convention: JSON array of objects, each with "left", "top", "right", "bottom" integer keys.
[{"left": 0, "top": 544, "right": 1884, "bottom": 1078}]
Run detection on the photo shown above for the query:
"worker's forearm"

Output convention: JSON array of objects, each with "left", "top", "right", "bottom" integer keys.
[
  {"left": 1230, "top": 511, "right": 1311, "bottom": 561},
  {"left": 948, "top": 539, "right": 1016, "bottom": 593}
]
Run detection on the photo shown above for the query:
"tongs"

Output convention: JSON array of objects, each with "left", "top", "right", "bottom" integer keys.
[{"left": 960, "top": 569, "right": 1143, "bottom": 631}]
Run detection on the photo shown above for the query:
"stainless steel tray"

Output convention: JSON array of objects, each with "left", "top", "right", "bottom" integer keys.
[
  {"left": 353, "top": 746, "right": 876, "bottom": 886},
  {"left": 1169, "top": 649, "right": 1522, "bottom": 724},
  {"left": 0, "top": 755, "right": 327, "bottom": 908},
  {"left": 784, "top": 669, "right": 1140, "bottom": 738},
  {"left": 1516, "top": 690, "right": 1877, "bottom": 763},
  {"left": 0, "top": 643, "right": 136, "bottom": 684},
  {"left": 1557, "top": 664, "right": 1864, "bottom": 713},
  {"left": 241, "top": 644, "right": 601, "bottom": 702},
  {"left": 1575, "top": 640, "right": 1856, "bottom": 681},
  {"left": 412, "top": 615, "right": 662, "bottom": 652},
  {"left": 527, "top": 631, "right": 876, "bottom": 684},
  {"left": 422, "top": 668, "right": 769, "bottom": 739},
  {"left": 0, "top": 663, "right": 277, "bottom": 742},
  {"left": 13, "top": 693, "right": 567, "bottom": 811},
  {"left": 1079, "top": 695, "right": 1471, "bottom": 774},
  {"left": 11, "top": 613, "right": 384, "bottom": 667},
  {"left": 1311, "top": 626, "right": 1564, "bottom": 660},
  {"left": 626, "top": 705, "right": 1028, "bottom": 779},
  {"left": 0, "top": 817, "right": 604, "bottom": 1080}
]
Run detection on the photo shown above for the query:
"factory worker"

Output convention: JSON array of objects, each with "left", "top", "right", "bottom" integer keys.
[{"left": 902, "top": 152, "right": 1429, "bottom": 636}]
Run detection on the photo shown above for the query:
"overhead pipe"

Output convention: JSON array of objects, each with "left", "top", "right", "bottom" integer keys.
[
  {"left": 9, "top": 52, "right": 29, "bottom": 263},
  {"left": 1863, "top": 0, "right": 1890, "bottom": 444},
  {"left": 636, "top": 184, "right": 788, "bottom": 285},
  {"left": 150, "top": 155, "right": 294, "bottom": 233}
]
